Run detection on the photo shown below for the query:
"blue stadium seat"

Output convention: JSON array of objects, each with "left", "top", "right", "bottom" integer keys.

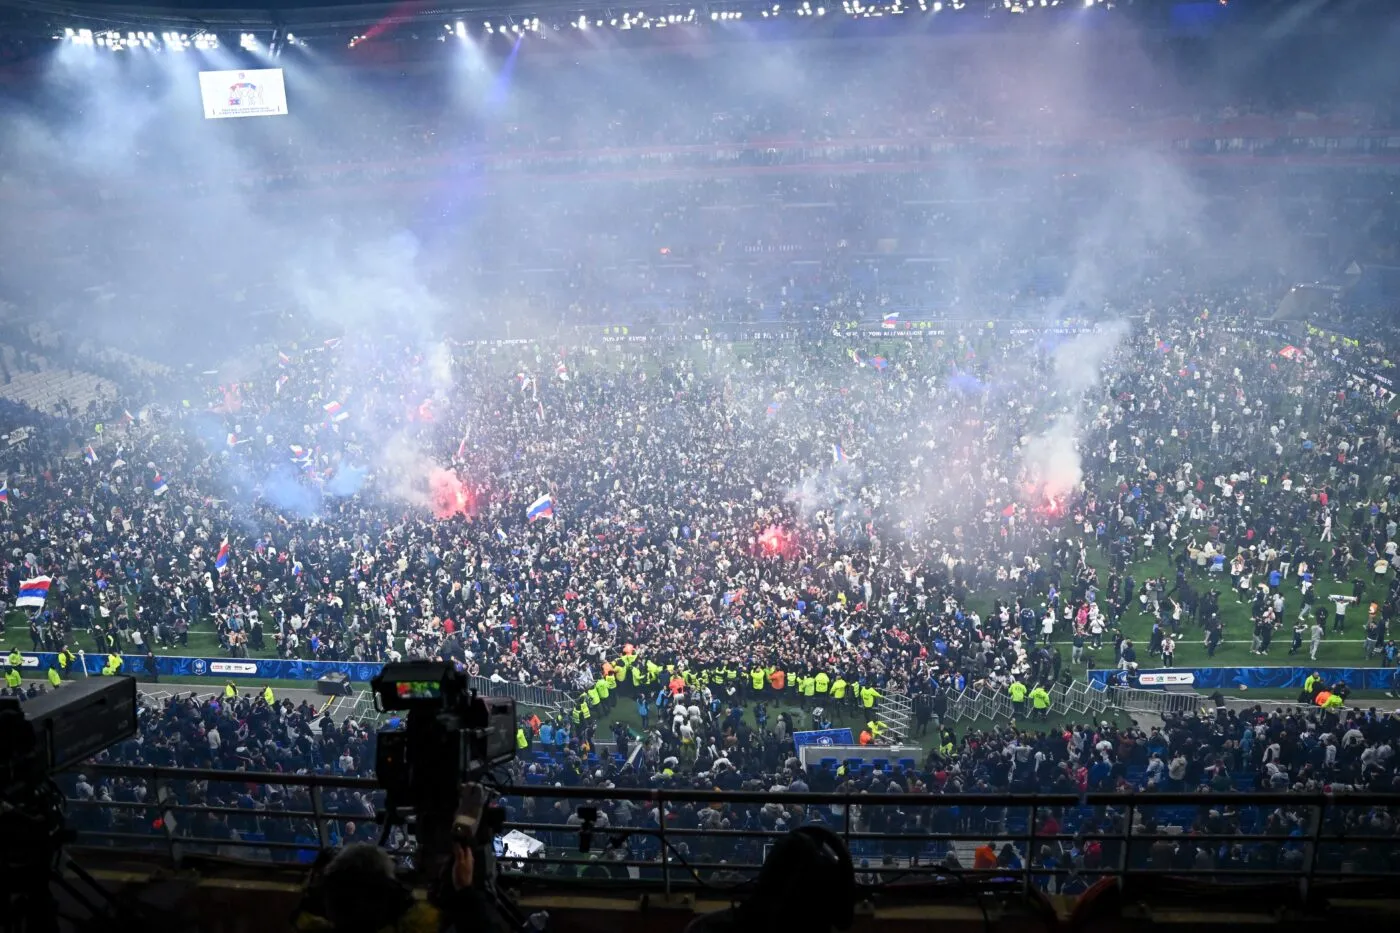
[
  {"left": 820, "top": 757, "right": 839, "bottom": 770},
  {"left": 872, "top": 759, "right": 889, "bottom": 771},
  {"left": 897, "top": 758, "right": 916, "bottom": 770}
]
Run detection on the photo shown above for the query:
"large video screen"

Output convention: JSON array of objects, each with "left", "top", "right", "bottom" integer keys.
[{"left": 197, "top": 68, "right": 288, "bottom": 120}]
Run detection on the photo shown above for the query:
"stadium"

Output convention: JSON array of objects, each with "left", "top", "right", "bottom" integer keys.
[{"left": 0, "top": 0, "right": 1399, "bottom": 929}]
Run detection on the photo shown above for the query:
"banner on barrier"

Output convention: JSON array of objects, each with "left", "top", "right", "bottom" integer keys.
[
  {"left": 13, "top": 653, "right": 570, "bottom": 708},
  {"left": 1089, "top": 667, "right": 1400, "bottom": 692},
  {"left": 792, "top": 728, "right": 856, "bottom": 748}
]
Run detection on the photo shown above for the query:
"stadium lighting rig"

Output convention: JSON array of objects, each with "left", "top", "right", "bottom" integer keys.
[{"left": 44, "top": 0, "right": 1109, "bottom": 51}]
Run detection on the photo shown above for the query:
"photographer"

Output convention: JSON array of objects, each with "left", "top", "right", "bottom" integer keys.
[{"left": 295, "top": 840, "right": 509, "bottom": 933}]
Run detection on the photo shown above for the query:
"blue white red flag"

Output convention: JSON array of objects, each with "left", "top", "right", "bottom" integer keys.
[
  {"left": 882, "top": 312, "right": 899, "bottom": 329},
  {"left": 84, "top": 445, "right": 97, "bottom": 464},
  {"left": 17, "top": 575, "right": 51, "bottom": 609},
  {"left": 215, "top": 541, "right": 230, "bottom": 572},
  {"left": 278, "top": 351, "right": 292, "bottom": 367},
  {"left": 322, "top": 401, "right": 342, "bottom": 418},
  {"left": 766, "top": 401, "right": 782, "bottom": 418},
  {"left": 831, "top": 444, "right": 849, "bottom": 465},
  {"left": 526, "top": 494, "right": 554, "bottom": 522},
  {"left": 0, "top": 483, "right": 9, "bottom": 505},
  {"left": 151, "top": 473, "right": 168, "bottom": 496}
]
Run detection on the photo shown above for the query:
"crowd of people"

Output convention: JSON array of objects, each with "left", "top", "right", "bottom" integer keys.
[{"left": 0, "top": 283, "right": 1397, "bottom": 775}]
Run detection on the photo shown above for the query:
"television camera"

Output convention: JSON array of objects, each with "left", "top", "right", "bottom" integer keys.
[
  {"left": 0, "top": 676, "right": 140, "bottom": 932},
  {"left": 370, "top": 662, "right": 517, "bottom": 876}
]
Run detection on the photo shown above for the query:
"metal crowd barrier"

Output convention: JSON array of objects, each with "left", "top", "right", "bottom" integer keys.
[
  {"left": 466, "top": 675, "right": 573, "bottom": 711},
  {"left": 1109, "top": 686, "right": 1207, "bottom": 718},
  {"left": 59, "top": 764, "right": 1400, "bottom": 898},
  {"left": 943, "top": 680, "right": 1108, "bottom": 726}
]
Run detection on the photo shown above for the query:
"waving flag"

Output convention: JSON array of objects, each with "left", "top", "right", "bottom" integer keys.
[
  {"left": 556, "top": 361, "right": 569, "bottom": 382},
  {"left": 456, "top": 432, "right": 471, "bottom": 460},
  {"left": 766, "top": 401, "right": 782, "bottom": 418},
  {"left": 226, "top": 433, "right": 238, "bottom": 447},
  {"left": 1279, "top": 345, "right": 1303, "bottom": 360},
  {"left": 289, "top": 444, "right": 309, "bottom": 462},
  {"left": 323, "top": 401, "right": 343, "bottom": 418},
  {"left": 84, "top": 445, "right": 97, "bottom": 465},
  {"left": 0, "top": 483, "right": 9, "bottom": 505},
  {"left": 517, "top": 373, "right": 536, "bottom": 396},
  {"left": 278, "top": 351, "right": 292, "bottom": 367},
  {"left": 1000, "top": 504, "right": 1017, "bottom": 518},
  {"left": 276, "top": 374, "right": 289, "bottom": 395},
  {"left": 122, "top": 409, "right": 135, "bottom": 426},
  {"left": 17, "top": 575, "right": 51, "bottom": 609},
  {"left": 323, "top": 337, "right": 342, "bottom": 350},
  {"left": 151, "top": 473, "right": 169, "bottom": 497},
  {"left": 526, "top": 494, "right": 554, "bottom": 523},
  {"left": 871, "top": 356, "right": 889, "bottom": 372},
  {"left": 214, "top": 541, "right": 230, "bottom": 573},
  {"left": 831, "top": 444, "right": 849, "bottom": 465},
  {"left": 882, "top": 312, "right": 899, "bottom": 329}
]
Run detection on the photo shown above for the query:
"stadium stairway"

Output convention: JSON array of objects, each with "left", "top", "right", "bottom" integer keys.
[
  {"left": 0, "top": 364, "right": 117, "bottom": 416},
  {"left": 877, "top": 690, "right": 915, "bottom": 742}
]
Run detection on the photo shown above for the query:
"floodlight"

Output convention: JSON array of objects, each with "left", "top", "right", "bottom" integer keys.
[{"left": 456, "top": 20, "right": 466, "bottom": 37}]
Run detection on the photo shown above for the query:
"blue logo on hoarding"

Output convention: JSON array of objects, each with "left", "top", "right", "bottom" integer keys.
[{"left": 191, "top": 658, "right": 208, "bottom": 675}]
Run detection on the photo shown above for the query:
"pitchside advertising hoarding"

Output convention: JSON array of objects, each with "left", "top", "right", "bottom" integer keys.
[{"left": 198, "top": 68, "right": 288, "bottom": 120}]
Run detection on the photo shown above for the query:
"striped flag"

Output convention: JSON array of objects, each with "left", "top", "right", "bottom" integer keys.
[
  {"left": 17, "top": 575, "right": 51, "bottom": 609},
  {"left": 526, "top": 494, "right": 554, "bottom": 522},
  {"left": 151, "top": 473, "right": 168, "bottom": 496},
  {"left": 831, "top": 444, "right": 849, "bottom": 465},
  {"left": 84, "top": 445, "right": 97, "bottom": 465},
  {"left": 214, "top": 540, "right": 230, "bottom": 573},
  {"left": 882, "top": 312, "right": 899, "bottom": 329}
]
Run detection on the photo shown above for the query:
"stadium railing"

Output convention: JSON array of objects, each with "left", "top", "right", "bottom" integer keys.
[{"left": 61, "top": 764, "right": 1400, "bottom": 897}]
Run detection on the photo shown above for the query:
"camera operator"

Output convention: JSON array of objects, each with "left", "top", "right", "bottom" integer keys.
[{"left": 295, "top": 838, "right": 510, "bottom": 933}]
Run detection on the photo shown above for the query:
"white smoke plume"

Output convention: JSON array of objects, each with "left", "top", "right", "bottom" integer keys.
[{"left": 1020, "top": 320, "right": 1130, "bottom": 501}]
